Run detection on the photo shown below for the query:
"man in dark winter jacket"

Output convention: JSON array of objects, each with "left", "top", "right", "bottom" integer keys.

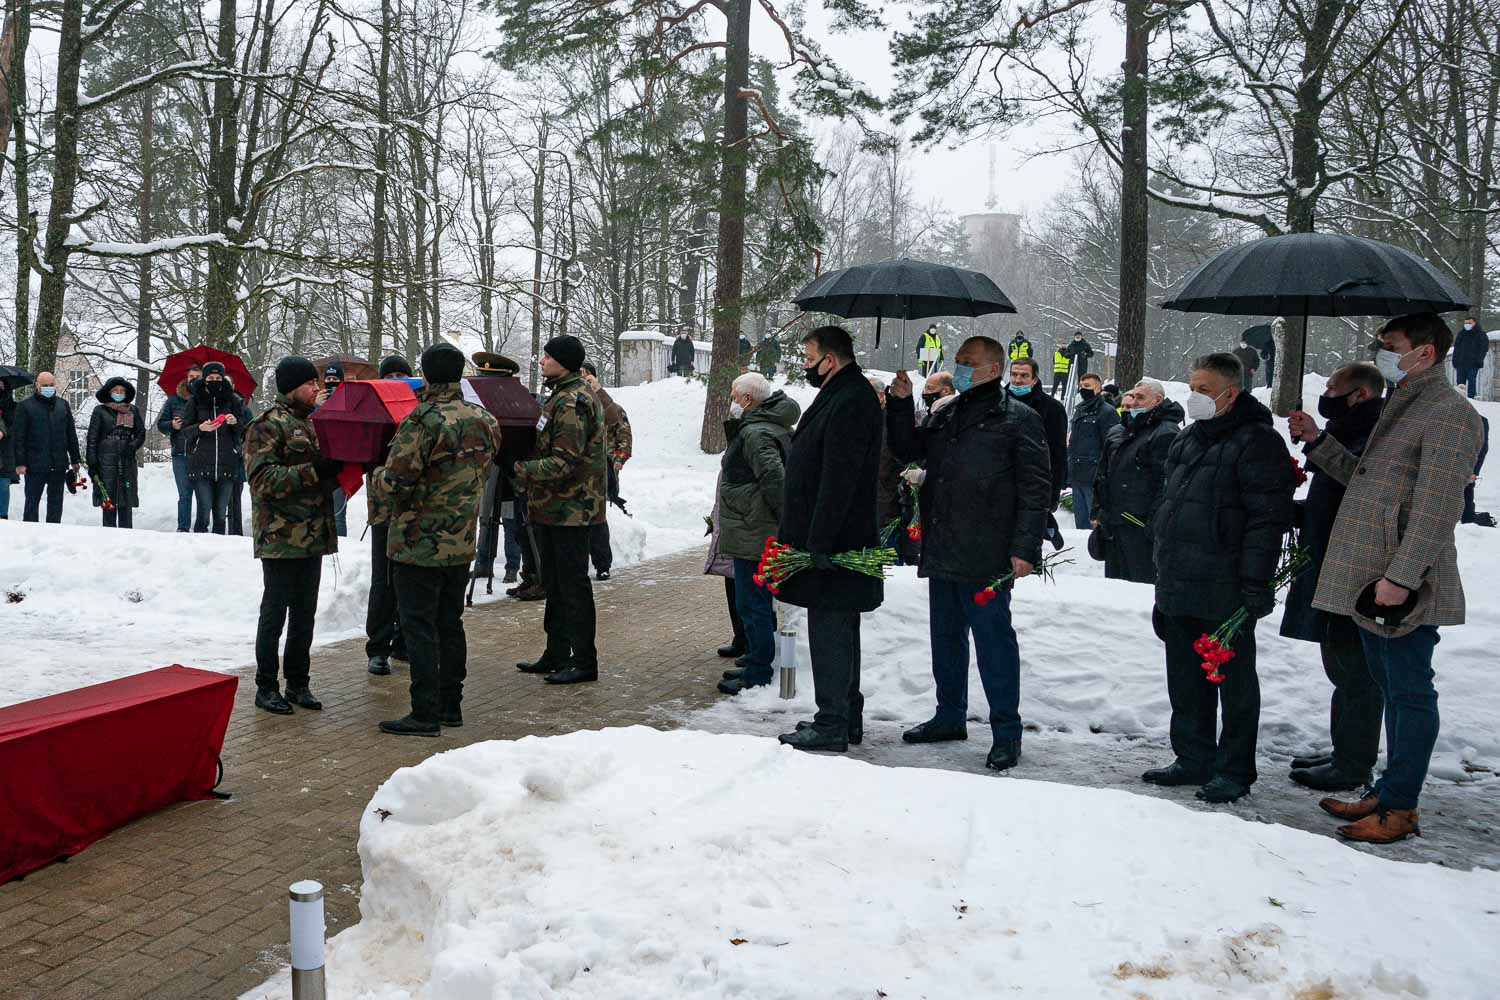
[
  {"left": 157, "top": 363, "right": 201, "bottom": 531},
  {"left": 13, "top": 371, "right": 81, "bottom": 523},
  {"left": 1146, "top": 353, "right": 1296, "bottom": 804},
  {"left": 888, "top": 337, "right": 1052, "bottom": 771},
  {"left": 716, "top": 372, "right": 800, "bottom": 695},
  {"left": 1232, "top": 341, "right": 1260, "bottom": 384},
  {"left": 1280, "top": 363, "right": 1386, "bottom": 792},
  {"left": 776, "top": 325, "right": 883, "bottom": 752},
  {"left": 1067, "top": 372, "right": 1119, "bottom": 528},
  {"left": 1092, "top": 379, "right": 1182, "bottom": 584},
  {"left": 1008, "top": 357, "right": 1067, "bottom": 553},
  {"left": 670, "top": 333, "right": 696, "bottom": 376},
  {"left": 181, "top": 361, "right": 248, "bottom": 534},
  {"left": 1452, "top": 316, "right": 1488, "bottom": 399},
  {"left": 1063, "top": 332, "right": 1095, "bottom": 375}
]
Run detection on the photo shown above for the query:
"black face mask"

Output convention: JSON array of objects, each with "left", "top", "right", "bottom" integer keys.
[
  {"left": 921, "top": 392, "right": 941, "bottom": 408},
  {"left": 1317, "top": 390, "right": 1356, "bottom": 421},
  {"left": 1079, "top": 387, "right": 1096, "bottom": 400},
  {"left": 206, "top": 379, "right": 229, "bottom": 399},
  {"left": 804, "top": 357, "right": 829, "bottom": 388}
]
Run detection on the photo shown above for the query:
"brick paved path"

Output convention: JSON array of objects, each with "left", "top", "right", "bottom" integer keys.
[{"left": 0, "top": 551, "right": 728, "bottom": 1000}]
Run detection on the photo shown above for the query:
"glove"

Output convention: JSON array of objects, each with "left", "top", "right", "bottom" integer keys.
[
  {"left": 901, "top": 467, "right": 926, "bottom": 487},
  {"left": 810, "top": 552, "right": 836, "bottom": 572},
  {"left": 1241, "top": 582, "right": 1275, "bottom": 620}
]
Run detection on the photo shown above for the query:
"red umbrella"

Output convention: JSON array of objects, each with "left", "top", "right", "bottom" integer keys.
[{"left": 157, "top": 346, "right": 258, "bottom": 399}]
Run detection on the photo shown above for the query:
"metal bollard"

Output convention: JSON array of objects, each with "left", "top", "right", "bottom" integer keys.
[
  {"left": 777, "top": 628, "right": 798, "bottom": 700},
  {"left": 288, "top": 880, "right": 327, "bottom": 1000}
]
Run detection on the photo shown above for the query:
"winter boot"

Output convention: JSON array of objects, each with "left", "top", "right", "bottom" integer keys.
[
  {"left": 1336, "top": 809, "right": 1420, "bottom": 844},
  {"left": 796, "top": 718, "right": 862, "bottom": 745},
  {"left": 502, "top": 568, "right": 518, "bottom": 584},
  {"left": 545, "top": 664, "right": 599, "bottom": 685},
  {"left": 255, "top": 688, "right": 294, "bottom": 715},
  {"left": 1141, "top": 761, "right": 1213, "bottom": 786},
  {"left": 1290, "top": 761, "right": 1372, "bottom": 793},
  {"left": 1290, "top": 752, "right": 1334, "bottom": 771},
  {"left": 902, "top": 718, "right": 968, "bottom": 744},
  {"left": 722, "top": 667, "right": 746, "bottom": 681},
  {"left": 379, "top": 714, "right": 440, "bottom": 737},
  {"left": 1319, "top": 793, "right": 1381, "bottom": 821},
  {"left": 717, "top": 640, "right": 747, "bottom": 658},
  {"left": 1195, "top": 777, "right": 1250, "bottom": 804},
  {"left": 367, "top": 655, "right": 391, "bottom": 676},
  {"left": 514, "top": 582, "right": 547, "bottom": 602},
  {"left": 517, "top": 656, "right": 561, "bottom": 674},
  {"left": 439, "top": 707, "right": 463, "bottom": 728},
  {"left": 596, "top": 569, "right": 611, "bottom": 581},
  {"left": 284, "top": 686, "right": 322, "bottom": 711},
  {"left": 778, "top": 726, "right": 848, "bottom": 753},
  {"left": 986, "top": 740, "right": 1022, "bottom": 772}
]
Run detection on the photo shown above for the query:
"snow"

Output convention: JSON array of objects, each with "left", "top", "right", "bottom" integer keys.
[{"left": 239, "top": 727, "right": 1500, "bottom": 1000}]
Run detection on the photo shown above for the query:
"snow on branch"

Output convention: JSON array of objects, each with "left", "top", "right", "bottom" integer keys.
[
  {"left": 64, "top": 233, "right": 267, "bottom": 258},
  {"left": 78, "top": 61, "right": 227, "bottom": 111},
  {"left": 254, "top": 161, "right": 380, "bottom": 197}
]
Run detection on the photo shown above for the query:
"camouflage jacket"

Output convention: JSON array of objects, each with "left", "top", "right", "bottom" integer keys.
[
  {"left": 370, "top": 382, "right": 500, "bottom": 567},
  {"left": 245, "top": 394, "right": 338, "bottom": 559},
  {"left": 366, "top": 470, "right": 394, "bottom": 527},
  {"left": 515, "top": 372, "right": 606, "bottom": 527},
  {"left": 596, "top": 387, "right": 633, "bottom": 467}
]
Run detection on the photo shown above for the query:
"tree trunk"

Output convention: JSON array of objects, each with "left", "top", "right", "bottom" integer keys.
[
  {"left": 1114, "top": 0, "right": 1149, "bottom": 391},
  {"left": 367, "top": 0, "right": 391, "bottom": 363},
  {"left": 10, "top": 0, "right": 29, "bottom": 369},
  {"left": 204, "top": 0, "right": 241, "bottom": 347},
  {"left": 0, "top": 6, "right": 17, "bottom": 178},
  {"left": 698, "top": 0, "right": 752, "bottom": 453},
  {"left": 529, "top": 121, "right": 547, "bottom": 391},
  {"left": 136, "top": 89, "right": 155, "bottom": 404},
  {"left": 29, "top": 0, "right": 84, "bottom": 375}
]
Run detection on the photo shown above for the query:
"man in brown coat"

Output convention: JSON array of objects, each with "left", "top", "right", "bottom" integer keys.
[{"left": 1290, "top": 313, "right": 1484, "bottom": 845}]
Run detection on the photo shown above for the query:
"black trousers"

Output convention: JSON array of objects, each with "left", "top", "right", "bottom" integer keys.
[
  {"left": 1162, "top": 611, "right": 1260, "bottom": 785},
  {"left": 255, "top": 556, "right": 321, "bottom": 691},
  {"left": 534, "top": 523, "right": 597, "bottom": 669},
  {"left": 1050, "top": 372, "right": 1068, "bottom": 395},
  {"left": 589, "top": 520, "right": 612, "bottom": 573},
  {"left": 393, "top": 561, "right": 469, "bottom": 722},
  {"left": 1322, "top": 614, "right": 1383, "bottom": 774},
  {"left": 365, "top": 525, "right": 402, "bottom": 658},
  {"left": 516, "top": 496, "right": 539, "bottom": 582},
  {"left": 101, "top": 503, "right": 134, "bottom": 528},
  {"left": 808, "top": 607, "right": 863, "bottom": 735},
  {"left": 725, "top": 577, "right": 746, "bottom": 646},
  {"left": 23, "top": 471, "right": 66, "bottom": 523}
]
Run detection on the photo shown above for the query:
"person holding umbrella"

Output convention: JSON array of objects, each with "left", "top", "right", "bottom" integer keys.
[
  {"left": 12, "top": 372, "right": 82, "bottom": 523},
  {"left": 85, "top": 377, "right": 146, "bottom": 528}
]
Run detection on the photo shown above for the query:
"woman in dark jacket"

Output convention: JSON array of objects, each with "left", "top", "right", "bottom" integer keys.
[
  {"left": 0, "top": 386, "right": 16, "bottom": 518},
  {"left": 85, "top": 377, "right": 147, "bottom": 527},
  {"left": 181, "top": 361, "right": 248, "bottom": 533}
]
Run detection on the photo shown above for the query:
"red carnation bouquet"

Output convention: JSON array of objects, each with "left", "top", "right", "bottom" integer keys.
[
  {"left": 754, "top": 535, "right": 896, "bottom": 594},
  {"left": 973, "top": 548, "right": 1074, "bottom": 606},
  {"left": 1290, "top": 455, "right": 1308, "bottom": 487},
  {"left": 98, "top": 480, "right": 118, "bottom": 512},
  {"left": 1195, "top": 543, "right": 1312, "bottom": 682}
]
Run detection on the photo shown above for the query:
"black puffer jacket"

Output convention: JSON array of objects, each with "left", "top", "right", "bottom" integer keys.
[
  {"left": 1152, "top": 391, "right": 1296, "bottom": 620},
  {"left": 1452, "top": 323, "right": 1488, "bottom": 370},
  {"left": 888, "top": 379, "right": 1051, "bottom": 585},
  {"left": 775, "top": 362, "right": 884, "bottom": 613},
  {"left": 86, "top": 378, "right": 146, "bottom": 509},
  {"left": 0, "top": 393, "right": 16, "bottom": 478},
  {"left": 182, "top": 380, "right": 248, "bottom": 481},
  {"left": 1067, "top": 393, "right": 1119, "bottom": 485},
  {"left": 12, "top": 392, "right": 81, "bottom": 474},
  {"left": 1015, "top": 387, "right": 1068, "bottom": 506},
  {"left": 1093, "top": 399, "right": 1183, "bottom": 583}
]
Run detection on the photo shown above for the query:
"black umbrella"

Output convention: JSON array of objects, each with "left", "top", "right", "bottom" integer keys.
[
  {"left": 1241, "top": 324, "right": 1274, "bottom": 353},
  {"left": 1162, "top": 232, "right": 1470, "bottom": 402},
  {"left": 0, "top": 365, "right": 34, "bottom": 391},
  {"left": 792, "top": 258, "right": 1017, "bottom": 353}
]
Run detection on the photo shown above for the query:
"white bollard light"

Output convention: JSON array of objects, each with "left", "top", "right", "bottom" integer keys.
[
  {"left": 777, "top": 628, "right": 798, "bottom": 700},
  {"left": 289, "top": 880, "right": 327, "bottom": 1000}
]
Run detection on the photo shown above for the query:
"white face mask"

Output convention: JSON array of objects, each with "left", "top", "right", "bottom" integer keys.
[
  {"left": 1375, "top": 347, "right": 1418, "bottom": 384},
  {"left": 728, "top": 400, "right": 744, "bottom": 419},
  {"left": 1184, "top": 387, "right": 1227, "bottom": 421}
]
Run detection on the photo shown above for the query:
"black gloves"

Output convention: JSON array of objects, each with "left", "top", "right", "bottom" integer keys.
[
  {"left": 1242, "top": 582, "right": 1275, "bottom": 619},
  {"left": 810, "top": 552, "right": 836, "bottom": 572}
]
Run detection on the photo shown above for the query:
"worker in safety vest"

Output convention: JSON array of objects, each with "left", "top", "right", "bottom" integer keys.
[
  {"left": 917, "top": 325, "right": 944, "bottom": 376},
  {"left": 1009, "top": 332, "right": 1032, "bottom": 361},
  {"left": 1050, "top": 348, "right": 1071, "bottom": 396}
]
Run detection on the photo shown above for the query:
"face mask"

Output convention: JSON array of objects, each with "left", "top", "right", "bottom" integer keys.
[
  {"left": 110, "top": 391, "right": 126, "bottom": 403},
  {"left": 1317, "top": 390, "right": 1357, "bottom": 420},
  {"left": 1185, "top": 388, "right": 1226, "bottom": 421},
  {"left": 728, "top": 400, "right": 744, "bottom": 419},
  {"left": 804, "top": 357, "right": 829, "bottom": 389},
  {"left": 1130, "top": 407, "right": 1150, "bottom": 420},
  {"left": 1008, "top": 382, "right": 1032, "bottom": 397},
  {"left": 39, "top": 386, "right": 56, "bottom": 398},
  {"left": 1465, "top": 323, "right": 1476, "bottom": 331},
  {"left": 951, "top": 364, "right": 974, "bottom": 393},
  {"left": 207, "top": 379, "right": 229, "bottom": 397},
  {"left": 1375, "top": 347, "right": 1418, "bottom": 384},
  {"left": 921, "top": 393, "right": 941, "bottom": 409},
  {"left": 1078, "top": 387, "right": 1096, "bottom": 401}
]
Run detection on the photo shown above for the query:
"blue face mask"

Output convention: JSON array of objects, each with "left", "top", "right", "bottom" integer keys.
[
  {"left": 110, "top": 391, "right": 126, "bottom": 402},
  {"left": 39, "top": 386, "right": 56, "bottom": 398},
  {"left": 1131, "top": 407, "right": 1149, "bottom": 420},
  {"left": 950, "top": 364, "right": 974, "bottom": 393},
  {"left": 1008, "top": 382, "right": 1032, "bottom": 397}
]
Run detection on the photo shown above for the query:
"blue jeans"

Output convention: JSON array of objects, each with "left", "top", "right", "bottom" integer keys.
[
  {"left": 172, "top": 454, "right": 193, "bottom": 531},
  {"left": 1360, "top": 625, "right": 1441, "bottom": 810},
  {"left": 1071, "top": 482, "right": 1093, "bottom": 529},
  {"left": 732, "top": 558, "right": 776, "bottom": 685},
  {"left": 503, "top": 515, "right": 521, "bottom": 572},
  {"left": 929, "top": 577, "right": 1022, "bottom": 741},
  {"left": 1456, "top": 366, "right": 1481, "bottom": 399},
  {"left": 0, "top": 475, "right": 9, "bottom": 517}
]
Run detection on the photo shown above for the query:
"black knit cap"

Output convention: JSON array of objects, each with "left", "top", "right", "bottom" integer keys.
[
  {"left": 421, "top": 342, "right": 466, "bottom": 384},
  {"left": 201, "top": 361, "right": 227, "bottom": 378},
  {"left": 275, "top": 356, "right": 319, "bottom": 395},
  {"left": 544, "top": 335, "right": 585, "bottom": 372},
  {"left": 378, "top": 354, "right": 413, "bottom": 378}
]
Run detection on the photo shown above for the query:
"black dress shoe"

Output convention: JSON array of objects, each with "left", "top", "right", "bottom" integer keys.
[
  {"left": 517, "top": 658, "right": 561, "bottom": 674},
  {"left": 1289, "top": 762, "right": 1372, "bottom": 792},
  {"left": 1141, "top": 761, "right": 1213, "bottom": 786},
  {"left": 514, "top": 583, "right": 547, "bottom": 601},
  {"left": 1196, "top": 777, "right": 1250, "bottom": 803},
  {"left": 439, "top": 709, "right": 463, "bottom": 728},
  {"left": 718, "top": 677, "right": 767, "bottom": 695},
  {"left": 545, "top": 665, "right": 599, "bottom": 685},
  {"left": 796, "top": 718, "right": 862, "bottom": 745},
  {"left": 596, "top": 569, "right": 611, "bottom": 580},
  {"left": 1290, "top": 752, "right": 1333, "bottom": 771},
  {"left": 284, "top": 686, "right": 322, "bottom": 711},
  {"left": 368, "top": 656, "right": 391, "bottom": 676},
  {"left": 902, "top": 718, "right": 968, "bottom": 744},
  {"left": 717, "top": 641, "right": 747, "bottom": 658},
  {"left": 778, "top": 727, "right": 848, "bottom": 753},
  {"left": 379, "top": 715, "right": 440, "bottom": 737},
  {"left": 986, "top": 740, "right": 1022, "bottom": 771},
  {"left": 722, "top": 667, "right": 745, "bottom": 681},
  {"left": 255, "top": 688, "right": 294, "bottom": 715}
]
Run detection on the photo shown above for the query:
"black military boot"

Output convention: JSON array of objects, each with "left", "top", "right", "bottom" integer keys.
[
  {"left": 284, "top": 686, "right": 322, "bottom": 711},
  {"left": 255, "top": 688, "right": 294, "bottom": 715},
  {"left": 367, "top": 655, "right": 391, "bottom": 676},
  {"left": 379, "top": 714, "right": 440, "bottom": 737}
]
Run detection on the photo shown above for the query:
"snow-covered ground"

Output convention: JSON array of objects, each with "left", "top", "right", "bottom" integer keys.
[{"left": 241, "top": 727, "right": 1500, "bottom": 1000}]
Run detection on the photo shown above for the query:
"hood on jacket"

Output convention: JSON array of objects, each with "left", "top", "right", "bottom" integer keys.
[
  {"left": 1134, "top": 397, "right": 1184, "bottom": 431},
  {"left": 96, "top": 377, "right": 135, "bottom": 405},
  {"left": 176, "top": 377, "right": 195, "bottom": 400},
  {"left": 743, "top": 390, "right": 801, "bottom": 430}
]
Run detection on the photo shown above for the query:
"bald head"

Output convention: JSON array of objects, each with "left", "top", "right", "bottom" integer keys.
[
  {"left": 923, "top": 372, "right": 954, "bottom": 396},
  {"left": 35, "top": 371, "right": 56, "bottom": 388}
]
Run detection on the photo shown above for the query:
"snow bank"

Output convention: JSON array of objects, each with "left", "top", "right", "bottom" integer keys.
[{"left": 242, "top": 727, "right": 1500, "bottom": 999}]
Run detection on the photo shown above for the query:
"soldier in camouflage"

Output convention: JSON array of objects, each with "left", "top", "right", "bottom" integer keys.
[
  {"left": 370, "top": 342, "right": 501, "bottom": 736},
  {"left": 513, "top": 335, "right": 607, "bottom": 685},
  {"left": 581, "top": 361, "right": 632, "bottom": 580},
  {"left": 364, "top": 353, "right": 415, "bottom": 676},
  {"left": 245, "top": 356, "right": 341, "bottom": 716}
]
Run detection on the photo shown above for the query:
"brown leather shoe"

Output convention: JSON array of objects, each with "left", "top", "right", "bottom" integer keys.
[
  {"left": 1337, "top": 809, "right": 1420, "bottom": 844},
  {"left": 1318, "top": 793, "right": 1380, "bottom": 821}
]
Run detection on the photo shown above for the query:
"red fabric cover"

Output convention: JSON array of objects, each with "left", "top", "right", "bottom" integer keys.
[
  {"left": 157, "top": 345, "right": 258, "bottom": 399},
  {"left": 0, "top": 666, "right": 237, "bottom": 885},
  {"left": 339, "top": 461, "right": 366, "bottom": 498},
  {"left": 309, "top": 379, "right": 419, "bottom": 466}
]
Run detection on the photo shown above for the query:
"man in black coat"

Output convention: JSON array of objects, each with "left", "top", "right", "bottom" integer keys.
[
  {"left": 1146, "top": 353, "right": 1296, "bottom": 803},
  {"left": 1092, "top": 379, "right": 1182, "bottom": 584},
  {"left": 1067, "top": 371, "right": 1119, "bottom": 528},
  {"left": 776, "top": 325, "right": 883, "bottom": 753},
  {"left": 887, "top": 337, "right": 1052, "bottom": 771},
  {"left": 1007, "top": 357, "right": 1067, "bottom": 548},
  {"left": 13, "top": 371, "right": 81, "bottom": 523},
  {"left": 671, "top": 333, "right": 696, "bottom": 377},
  {"left": 1452, "top": 316, "right": 1488, "bottom": 399},
  {"left": 1280, "top": 363, "right": 1386, "bottom": 792}
]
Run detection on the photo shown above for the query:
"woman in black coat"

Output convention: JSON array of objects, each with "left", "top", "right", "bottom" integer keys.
[
  {"left": 181, "top": 361, "right": 248, "bottom": 533},
  {"left": 85, "top": 377, "right": 147, "bottom": 528},
  {"left": 0, "top": 387, "right": 16, "bottom": 518}
]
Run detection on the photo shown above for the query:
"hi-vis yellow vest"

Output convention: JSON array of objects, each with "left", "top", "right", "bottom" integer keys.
[
  {"left": 920, "top": 330, "right": 943, "bottom": 358},
  {"left": 1053, "top": 349, "right": 1070, "bottom": 373},
  {"left": 1009, "top": 339, "right": 1031, "bottom": 359}
]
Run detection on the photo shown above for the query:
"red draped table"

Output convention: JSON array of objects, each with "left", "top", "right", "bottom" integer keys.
[{"left": 0, "top": 666, "right": 237, "bottom": 884}]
